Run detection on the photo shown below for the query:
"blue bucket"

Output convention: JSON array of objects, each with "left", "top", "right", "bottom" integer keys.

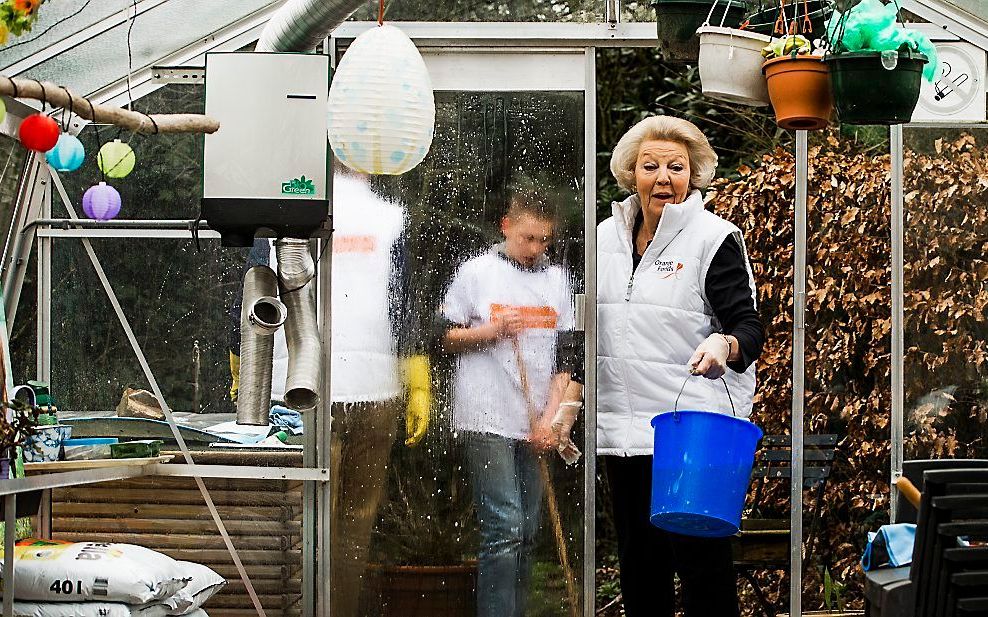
[{"left": 650, "top": 408, "right": 762, "bottom": 537}]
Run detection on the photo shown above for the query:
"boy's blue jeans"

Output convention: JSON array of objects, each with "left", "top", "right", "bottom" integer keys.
[{"left": 464, "top": 431, "right": 544, "bottom": 617}]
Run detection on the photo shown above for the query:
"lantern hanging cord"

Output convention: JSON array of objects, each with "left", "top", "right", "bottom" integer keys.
[
  {"left": 32, "top": 79, "right": 47, "bottom": 112},
  {"left": 5, "top": 76, "right": 18, "bottom": 99},
  {"left": 87, "top": 98, "right": 106, "bottom": 183},
  {"left": 59, "top": 86, "right": 73, "bottom": 132},
  {"left": 378, "top": 0, "right": 385, "bottom": 25},
  {"left": 125, "top": 0, "right": 138, "bottom": 112}
]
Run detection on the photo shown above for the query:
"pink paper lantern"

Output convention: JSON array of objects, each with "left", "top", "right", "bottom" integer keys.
[{"left": 82, "top": 182, "right": 121, "bottom": 221}]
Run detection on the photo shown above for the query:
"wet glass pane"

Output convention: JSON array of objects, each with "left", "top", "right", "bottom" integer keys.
[
  {"left": 350, "top": 0, "right": 601, "bottom": 22},
  {"left": 48, "top": 237, "right": 320, "bottom": 465},
  {"left": 332, "top": 90, "right": 586, "bottom": 616},
  {"left": 0, "top": 0, "right": 132, "bottom": 68},
  {"left": 58, "top": 85, "right": 205, "bottom": 221},
  {"left": 903, "top": 126, "right": 988, "bottom": 462},
  {"left": 16, "top": 0, "right": 274, "bottom": 96}
]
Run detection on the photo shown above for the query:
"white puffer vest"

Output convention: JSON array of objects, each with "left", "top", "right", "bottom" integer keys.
[{"left": 596, "top": 190, "right": 757, "bottom": 456}]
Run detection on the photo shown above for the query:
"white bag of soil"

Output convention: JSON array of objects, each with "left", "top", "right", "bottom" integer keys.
[
  {"left": 1, "top": 540, "right": 187, "bottom": 604},
  {"left": 162, "top": 562, "right": 224, "bottom": 615},
  {"left": 12, "top": 601, "right": 169, "bottom": 617}
]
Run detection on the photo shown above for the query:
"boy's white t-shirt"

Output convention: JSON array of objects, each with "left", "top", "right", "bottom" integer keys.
[{"left": 442, "top": 248, "right": 574, "bottom": 440}]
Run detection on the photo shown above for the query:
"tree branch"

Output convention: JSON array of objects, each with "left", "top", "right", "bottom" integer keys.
[{"left": 0, "top": 76, "right": 219, "bottom": 135}]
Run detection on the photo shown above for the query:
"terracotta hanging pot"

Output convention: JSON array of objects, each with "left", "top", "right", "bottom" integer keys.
[{"left": 762, "top": 55, "right": 833, "bottom": 130}]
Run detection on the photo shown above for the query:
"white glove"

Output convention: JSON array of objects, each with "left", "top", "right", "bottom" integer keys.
[
  {"left": 551, "top": 402, "right": 582, "bottom": 465},
  {"left": 687, "top": 334, "right": 731, "bottom": 380}
]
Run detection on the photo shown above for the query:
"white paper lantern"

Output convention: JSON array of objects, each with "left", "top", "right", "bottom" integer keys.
[{"left": 327, "top": 24, "right": 435, "bottom": 175}]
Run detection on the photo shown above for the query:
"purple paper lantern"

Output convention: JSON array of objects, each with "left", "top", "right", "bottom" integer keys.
[{"left": 82, "top": 182, "right": 121, "bottom": 221}]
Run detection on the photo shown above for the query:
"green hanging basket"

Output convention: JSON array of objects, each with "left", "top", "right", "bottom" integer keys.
[
  {"left": 652, "top": 0, "right": 747, "bottom": 63},
  {"left": 824, "top": 50, "right": 928, "bottom": 125}
]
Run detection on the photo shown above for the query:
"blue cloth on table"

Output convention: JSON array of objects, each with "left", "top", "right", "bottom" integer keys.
[
  {"left": 862, "top": 523, "right": 916, "bottom": 571},
  {"left": 270, "top": 405, "right": 304, "bottom": 435}
]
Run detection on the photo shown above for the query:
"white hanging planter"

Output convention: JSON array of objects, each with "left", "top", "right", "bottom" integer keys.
[{"left": 698, "top": 26, "right": 773, "bottom": 107}]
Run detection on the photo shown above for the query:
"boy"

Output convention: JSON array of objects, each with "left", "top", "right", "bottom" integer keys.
[{"left": 440, "top": 190, "right": 575, "bottom": 617}]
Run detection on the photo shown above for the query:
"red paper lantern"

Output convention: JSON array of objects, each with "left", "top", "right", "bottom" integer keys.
[{"left": 19, "top": 114, "right": 60, "bottom": 152}]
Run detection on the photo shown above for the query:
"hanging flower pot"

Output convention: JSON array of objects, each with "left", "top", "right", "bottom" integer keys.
[
  {"left": 824, "top": 51, "right": 928, "bottom": 125},
  {"left": 698, "top": 26, "right": 773, "bottom": 106},
  {"left": 744, "top": 0, "right": 835, "bottom": 37},
  {"left": 652, "top": 0, "right": 747, "bottom": 63},
  {"left": 762, "top": 54, "right": 832, "bottom": 130}
]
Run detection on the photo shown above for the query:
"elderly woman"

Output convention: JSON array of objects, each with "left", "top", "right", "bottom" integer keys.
[{"left": 596, "top": 115, "right": 764, "bottom": 617}]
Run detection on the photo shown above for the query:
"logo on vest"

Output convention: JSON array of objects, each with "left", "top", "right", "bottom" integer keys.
[{"left": 653, "top": 258, "right": 684, "bottom": 279}]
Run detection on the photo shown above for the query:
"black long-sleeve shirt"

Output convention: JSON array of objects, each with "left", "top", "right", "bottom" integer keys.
[{"left": 631, "top": 212, "right": 764, "bottom": 374}]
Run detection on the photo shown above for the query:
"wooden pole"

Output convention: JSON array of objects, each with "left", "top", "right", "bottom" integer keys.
[
  {"left": 0, "top": 76, "right": 219, "bottom": 134},
  {"left": 512, "top": 338, "right": 581, "bottom": 617}
]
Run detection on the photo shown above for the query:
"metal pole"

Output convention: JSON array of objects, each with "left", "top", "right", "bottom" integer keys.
[
  {"left": 310, "top": 35, "right": 336, "bottom": 617},
  {"left": 790, "top": 130, "right": 808, "bottom": 617},
  {"left": 2, "top": 154, "right": 43, "bottom": 333},
  {"left": 583, "top": 46, "right": 597, "bottom": 617},
  {"left": 4, "top": 493, "right": 15, "bottom": 617},
  {"left": 37, "top": 176, "right": 51, "bottom": 386},
  {"left": 890, "top": 124, "right": 904, "bottom": 520}
]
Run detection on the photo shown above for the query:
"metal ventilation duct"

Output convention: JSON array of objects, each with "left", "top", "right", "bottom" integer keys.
[{"left": 256, "top": 0, "right": 367, "bottom": 52}]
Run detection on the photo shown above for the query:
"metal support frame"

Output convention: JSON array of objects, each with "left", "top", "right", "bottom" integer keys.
[
  {"left": 582, "top": 46, "right": 597, "bottom": 617},
  {"left": 2, "top": 154, "right": 47, "bottom": 333},
  {"left": 890, "top": 125, "right": 905, "bottom": 521},
  {"left": 790, "top": 130, "right": 808, "bottom": 617}
]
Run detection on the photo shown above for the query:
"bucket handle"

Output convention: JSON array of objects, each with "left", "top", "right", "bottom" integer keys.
[
  {"left": 703, "top": 0, "right": 734, "bottom": 28},
  {"left": 673, "top": 374, "right": 738, "bottom": 419}
]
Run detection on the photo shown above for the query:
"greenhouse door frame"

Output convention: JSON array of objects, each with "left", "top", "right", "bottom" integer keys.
[{"left": 331, "top": 26, "right": 602, "bottom": 616}]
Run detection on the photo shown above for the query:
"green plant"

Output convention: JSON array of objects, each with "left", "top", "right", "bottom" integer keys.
[
  {"left": 823, "top": 567, "right": 847, "bottom": 613},
  {"left": 0, "top": 398, "right": 41, "bottom": 454}
]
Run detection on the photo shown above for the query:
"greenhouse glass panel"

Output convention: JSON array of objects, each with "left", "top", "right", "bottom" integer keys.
[
  {"left": 0, "top": 0, "right": 133, "bottom": 69},
  {"left": 13, "top": 0, "right": 274, "bottom": 96},
  {"left": 335, "top": 89, "right": 587, "bottom": 616},
  {"left": 58, "top": 85, "right": 204, "bottom": 220},
  {"left": 903, "top": 125, "right": 988, "bottom": 462}
]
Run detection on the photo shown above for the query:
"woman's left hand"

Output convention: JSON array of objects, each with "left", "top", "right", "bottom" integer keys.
[{"left": 687, "top": 334, "right": 730, "bottom": 379}]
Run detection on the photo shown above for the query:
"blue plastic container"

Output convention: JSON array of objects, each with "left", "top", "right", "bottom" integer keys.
[{"left": 650, "top": 410, "right": 762, "bottom": 537}]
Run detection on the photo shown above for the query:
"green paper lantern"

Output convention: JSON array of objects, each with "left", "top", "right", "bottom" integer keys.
[
  {"left": 97, "top": 139, "right": 136, "bottom": 179},
  {"left": 0, "top": 98, "right": 5, "bottom": 125}
]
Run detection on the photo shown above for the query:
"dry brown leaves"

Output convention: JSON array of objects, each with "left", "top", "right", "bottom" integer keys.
[{"left": 706, "top": 132, "right": 988, "bottom": 612}]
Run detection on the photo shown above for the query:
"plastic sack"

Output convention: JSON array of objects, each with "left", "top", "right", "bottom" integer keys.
[
  {"left": 0, "top": 539, "right": 188, "bottom": 605},
  {"left": 825, "top": 0, "right": 938, "bottom": 81},
  {"left": 12, "top": 602, "right": 169, "bottom": 617},
  {"left": 162, "top": 562, "right": 225, "bottom": 616},
  {"left": 861, "top": 523, "right": 916, "bottom": 571}
]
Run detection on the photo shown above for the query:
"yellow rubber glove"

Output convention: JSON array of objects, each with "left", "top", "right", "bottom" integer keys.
[
  {"left": 403, "top": 355, "right": 431, "bottom": 447},
  {"left": 229, "top": 351, "right": 240, "bottom": 403}
]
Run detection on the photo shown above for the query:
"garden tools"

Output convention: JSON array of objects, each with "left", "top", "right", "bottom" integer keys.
[{"left": 512, "top": 338, "right": 580, "bottom": 617}]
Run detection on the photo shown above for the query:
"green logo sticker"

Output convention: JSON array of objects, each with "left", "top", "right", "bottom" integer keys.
[{"left": 282, "top": 175, "right": 316, "bottom": 196}]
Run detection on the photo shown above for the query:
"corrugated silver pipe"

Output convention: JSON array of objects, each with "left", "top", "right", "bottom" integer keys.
[
  {"left": 277, "top": 242, "right": 321, "bottom": 411},
  {"left": 237, "top": 266, "right": 288, "bottom": 425},
  {"left": 256, "top": 0, "right": 367, "bottom": 52},
  {"left": 276, "top": 238, "right": 315, "bottom": 291}
]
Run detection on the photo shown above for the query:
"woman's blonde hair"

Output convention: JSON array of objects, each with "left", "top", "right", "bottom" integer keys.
[{"left": 609, "top": 116, "right": 718, "bottom": 193}]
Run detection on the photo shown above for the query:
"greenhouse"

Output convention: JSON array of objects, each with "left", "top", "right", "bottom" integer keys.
[{"left": 0, "top": 0, "right": 986, "bottom": 616}]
